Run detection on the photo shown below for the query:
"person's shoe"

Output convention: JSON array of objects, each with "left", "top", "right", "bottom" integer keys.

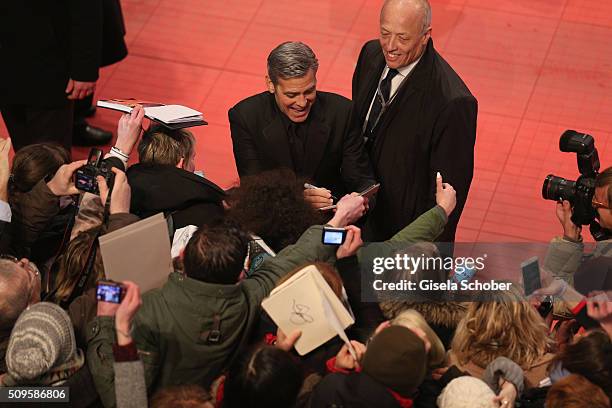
[
  {"left": 83, "top": 106, "right": 97, "bottom": 118},
  {"left": 73, "top": 122, "right": 113, "bottom": 146}
]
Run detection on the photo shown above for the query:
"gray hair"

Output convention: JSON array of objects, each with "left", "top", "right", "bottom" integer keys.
[
  {"left": 267, "top": 41, "right": 319, "bottom": 85},
  {"left": 0, "top": 261, "right": 29, "bottom": 331}
]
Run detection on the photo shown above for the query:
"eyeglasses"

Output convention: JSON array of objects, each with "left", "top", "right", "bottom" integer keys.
[
  {"left": 1, "top": 254, "right": 41, "bottom": 301},
  {"left": 0, "top": 254, "right": 40, "bottom": 280},
  {"left": 592, "top": 199, "right": 610, "bottom": 210}
]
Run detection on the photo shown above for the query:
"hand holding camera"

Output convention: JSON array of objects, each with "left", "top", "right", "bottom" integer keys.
[
  {"left": 47, "top": 159, "right": 88, "bottom": 196},
  {"left": 335, "top": 226, "right": 363, "bottom": 259},
  {"left": 556, "top": 200, "right": 582, "bottom": 242},
  {"left": 75, "top": 148, "right": 115, "bottom": 195},
  {"left": 96, "top": 280, "right": 142, "bottom": 346},
  {"left": 98, "top": 167, "right": 131, "bottom": 214}
]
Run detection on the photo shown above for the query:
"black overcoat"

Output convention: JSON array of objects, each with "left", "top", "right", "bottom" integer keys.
[{"left": 352, "top": 39, "right": 477, "bottom": 242}]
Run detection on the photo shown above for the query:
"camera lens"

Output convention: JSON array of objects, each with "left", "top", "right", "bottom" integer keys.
[{"left": 542, "top": 174, "right": 576, "bottom": 202}]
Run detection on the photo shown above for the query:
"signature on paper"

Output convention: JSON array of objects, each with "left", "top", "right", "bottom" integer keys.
[{"left": 290, "top": 299, "right": 314, "bottom": 325}]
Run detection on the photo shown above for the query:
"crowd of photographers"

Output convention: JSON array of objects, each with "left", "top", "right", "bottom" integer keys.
[{"left": 0, "top": 106, "right": 611, "bottom": 408}]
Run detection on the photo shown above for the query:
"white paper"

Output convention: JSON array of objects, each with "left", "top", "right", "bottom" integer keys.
[{"left": 171, "top": 225, "right": 199, "bottom": 258}]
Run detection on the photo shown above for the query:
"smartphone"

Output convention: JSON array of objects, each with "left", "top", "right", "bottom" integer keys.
[
  {"left": 96, "top": 280, "right": 123, "bottom": 304},
  {"left": 521, "top": 256, "right": 541, "bottom": 296},
  {"left": 537, "top": 295, "right": 553, "bottom": 318},
  {"left": 322, "top": 227, "right": 347, "bottom": 245}
]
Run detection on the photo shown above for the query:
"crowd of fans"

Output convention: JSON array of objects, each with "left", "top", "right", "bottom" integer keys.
[{"left": 0, "top": 107, "right": 611, "bottom": 408}]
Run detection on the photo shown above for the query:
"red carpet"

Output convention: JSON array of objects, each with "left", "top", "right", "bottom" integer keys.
[{"left": 2, "top": 0, "right": 612, "bottom": 242}]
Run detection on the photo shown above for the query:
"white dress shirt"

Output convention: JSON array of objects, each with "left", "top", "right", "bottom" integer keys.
[{"left": 364, "top": 57, "right": 422, "bottom": 125}]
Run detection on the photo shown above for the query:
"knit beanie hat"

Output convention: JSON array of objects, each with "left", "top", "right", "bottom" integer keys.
[
  {"left": 392, "top": 309, "right": 446, "bottom": 367},
  {"left": 437, "top": 376, "right": 498, "bottom": 408},
  {"left": 361, "top": 325, "right": 427, "bottom": 396},
  {"left": 6, "top": 302, "right": 76, "bottom": 381}
]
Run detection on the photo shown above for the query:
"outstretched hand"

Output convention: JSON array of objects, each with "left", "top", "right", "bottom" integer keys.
[
  {"left": 328, "top": 194, "right": 366, "bottom": 227},
  {"left": 115, "top": 105, "right": 145, "bottom": 155},
  {"left": 435, "top": 172, "right": 456, "bottom": 216}
]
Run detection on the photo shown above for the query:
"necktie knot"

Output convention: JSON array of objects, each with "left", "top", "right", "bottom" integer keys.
[{"left": 385, "top": 68, "right": 399, "bottom": 81}]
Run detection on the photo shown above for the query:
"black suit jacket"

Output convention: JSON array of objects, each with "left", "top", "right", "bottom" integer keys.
[
  {"left": 353, "top": 39, "right": 477, "bottom": 242},
  {"left": 229, "top": 91, "right": 376, "bottom": 197},
  {"left": 0, "top": 0, "right": 103, "bottom": 106}
]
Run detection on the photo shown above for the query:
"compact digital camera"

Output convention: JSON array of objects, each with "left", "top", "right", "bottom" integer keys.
[{"left": 75, "top": 148, "right": 115, "bottom": 195}]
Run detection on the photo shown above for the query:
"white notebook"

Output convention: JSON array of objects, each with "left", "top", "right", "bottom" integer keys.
[{"left": 262, "top": 265, "right": 354, "bottom": 355}]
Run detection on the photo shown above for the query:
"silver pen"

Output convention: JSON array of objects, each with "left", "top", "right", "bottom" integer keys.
[{"left": 303, "top": 183, "right": 338, "bottom": 201}]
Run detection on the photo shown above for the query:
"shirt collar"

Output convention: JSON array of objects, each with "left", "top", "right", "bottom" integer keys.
[{"left": 382, "top": 56, "right": 422, "bottom": 79}]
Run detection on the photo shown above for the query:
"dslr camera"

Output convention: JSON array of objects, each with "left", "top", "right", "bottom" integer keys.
[
  {"left": 75, "top": 148, "right": 115, "bottom": 195},
  {"left": 542, "top": 130, "right": 609, "bottom": 240}
]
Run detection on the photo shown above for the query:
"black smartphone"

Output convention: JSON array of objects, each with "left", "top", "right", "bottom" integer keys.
[
  {"left": 521, "top": 256, "right": 541, "bottom": 296},
  {"left": 322, "top": 227, "right": 347, "bottom": 245},
  {"left": 96, "top": 280, "right": 123, "bottom": 304}
]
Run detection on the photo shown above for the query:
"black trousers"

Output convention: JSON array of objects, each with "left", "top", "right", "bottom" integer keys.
[
  {"left": 1, "top": 102, "right": 73, "bottom": 151},
  {"left": 74, "top": 94, "right": 94, "bottom": 120}
]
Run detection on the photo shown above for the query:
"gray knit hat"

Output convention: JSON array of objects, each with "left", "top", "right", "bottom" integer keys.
[
  {"left": 437, "top": 376, "right": 498, "bottom": 408},
  {"left": 6, "top": 302, "right": 76, "bottom": 381}
]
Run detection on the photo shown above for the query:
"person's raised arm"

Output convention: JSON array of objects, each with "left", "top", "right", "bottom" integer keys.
[
  {"left": 389, "top": 175, "right": 456, "bottom": 244},
  {"left": 327, "top": 194, "right": 367, "bottom": 228}
]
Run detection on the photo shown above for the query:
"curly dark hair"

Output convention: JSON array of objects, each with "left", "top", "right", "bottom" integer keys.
[{"left": 227, "top": 169, "right": 325, "bottom": 252}]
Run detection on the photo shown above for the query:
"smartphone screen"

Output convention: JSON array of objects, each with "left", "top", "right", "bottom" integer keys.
[
  {"left": 96, "top": 283, "right": 122, "bottom": 303},
  {"left": 322, "top": 228, "right": 346, "bottom": 245},
  {"left": 521, "top": 256, "right": 541, "bottom": 296}
]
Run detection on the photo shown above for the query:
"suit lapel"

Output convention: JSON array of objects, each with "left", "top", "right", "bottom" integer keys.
[
  {"left": 375, "top": 40, "right": 434, "bottom": 138},
  {"left": 262, "top": 114, "right": 294, "bottom": 170},
  {"left": 302, "top": 101, "right": 330, "bottom": 177},
  {"left": 358, "top": 50, "right": 386, "bottom": 124}
]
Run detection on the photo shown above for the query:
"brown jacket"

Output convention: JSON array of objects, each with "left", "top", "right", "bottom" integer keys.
[{"left": 448, "top": 350, "right": 555, "bottom": 389}]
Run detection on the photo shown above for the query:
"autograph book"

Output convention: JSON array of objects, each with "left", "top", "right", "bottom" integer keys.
[
  {"left": 261, "top": 265, "right": 354, "bottom": 355},
  {"left": 319, "top": 183, "right": 381, "bottom": 211},
  {"left": 97, "top": 98, "right": 207, "bottom": 129}
]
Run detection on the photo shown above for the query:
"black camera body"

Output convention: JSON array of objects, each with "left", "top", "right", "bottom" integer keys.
[
  {"left": 75, "top": 148, "right": 115, "bottom": 195},
  {"left": 542, "top": 130, "right": 610, "bottom": 240}
]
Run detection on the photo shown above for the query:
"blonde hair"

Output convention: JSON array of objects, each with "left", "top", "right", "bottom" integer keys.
[
  {"left": 451, "top": 283, "right": 554, "bottom": 368},
  {"left": 138, "top": 125, "right": 195, "bottom": 168}
]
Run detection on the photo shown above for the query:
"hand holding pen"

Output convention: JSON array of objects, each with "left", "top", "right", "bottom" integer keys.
[{"left": 303, "top": 182, "right": 337, "bottom": 209}]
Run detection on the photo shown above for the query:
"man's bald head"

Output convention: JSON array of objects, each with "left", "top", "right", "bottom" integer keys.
[
  {"left": 0, "top": 260, "right": 31, "bottom": 332},
  {"left": 379, "top": 0, "right": 432, "bottom": 69},
  {"left": 381, "top": 0, "right": 431, "bottom": 35}
]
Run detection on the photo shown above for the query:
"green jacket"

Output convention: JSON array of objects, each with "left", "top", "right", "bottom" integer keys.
[
  {"left": 357, "top": 204, "right": 447, "bottom": 266},
  {"left": 86, "top": 225, "right": 336, "bottom": 407}
]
